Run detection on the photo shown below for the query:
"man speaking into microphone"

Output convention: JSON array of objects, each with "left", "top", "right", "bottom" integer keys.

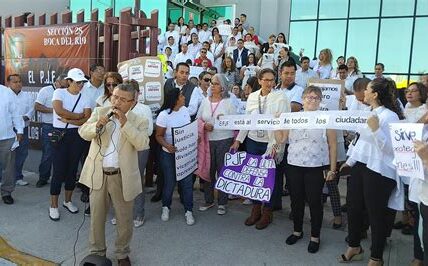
[{"left": 78, "top": 83, "right": 149, "bottom": 265}]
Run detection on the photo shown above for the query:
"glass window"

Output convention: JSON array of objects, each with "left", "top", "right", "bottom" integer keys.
[
  {"left": 291, "top": 0, "right": 318, "bottom": 20},
  {"left": 382, "top": 0, "right": 415, "bottom": 16},
  {"left": 378, "top": 18, "right": 413, "bottom": 74},
  {"left": 316, "top": 20, "right": 347, "bottom": 62},
  {"left": 349, "top": 0, "right": 380, "bottom": 18},
  {"left": 346, "top": 19, "right": 378, "bottom": 73},
  {"left": 417, "top": 0, "right": 428, "bottom": 16},
  {"left": 319, "top": 0, "right": 348, "bottom": 19},
  {"left": 411, "top": 18, "right": 428, "bottom": 74},
  {"left": 289, "top": 21, "right": 317, "bottom": 59}
]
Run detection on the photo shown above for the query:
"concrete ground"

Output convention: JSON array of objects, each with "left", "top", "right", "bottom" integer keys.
[{"left": 0, "top": 150, "right": 413, "bottom": 265}]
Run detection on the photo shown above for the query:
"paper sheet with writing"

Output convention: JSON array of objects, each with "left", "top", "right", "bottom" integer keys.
[{"left": 389, "top": 123, "right": 424, "bottom": 180}]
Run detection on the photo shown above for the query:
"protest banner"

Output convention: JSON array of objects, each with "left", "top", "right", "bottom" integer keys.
[
  {"left": 215, "top": 110, "right": 371, "bottom": 131},
  {"left": 389, "top": 123, "right": 425, "bottom": 180},
  {"left": 215, "top": 152, "right": 276, "bottom": 202},
  {"left": 308, "top": 78, "right": 344, "bottom": 111},
  {"left": 117, "top": 56, "right": 164, "bottom": 118},
  {"left": 172, "top": 120, "right": 198, "bottom": 181}
]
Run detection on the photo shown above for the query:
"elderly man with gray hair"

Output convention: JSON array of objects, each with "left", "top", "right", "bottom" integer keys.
[{"left": 34, "top": 74, "right": 68, "bottom": 187}]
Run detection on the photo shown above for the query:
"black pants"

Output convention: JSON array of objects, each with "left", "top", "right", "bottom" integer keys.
[
  {"left": 287, "top": 164, "right": 325, "bottom": 238},
  {"left": 420, "top": 203, "right": 428, "bottom": 265},
  {"left": 271, "top": 145, "right": 289, "bottom": 209},
  {"left": 50, "top": 128, "right": 85, "bottom": 195},
  {"left": 347, "top": 162, "right": 396, "bottom": 260}
]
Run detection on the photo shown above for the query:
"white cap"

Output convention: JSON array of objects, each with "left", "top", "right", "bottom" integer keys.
[{"left": 65, "top": 68, "right": 88, "bottom": 82}]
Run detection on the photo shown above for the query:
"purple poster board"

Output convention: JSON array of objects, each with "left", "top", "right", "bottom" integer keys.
[{"left": 215, "top": 152, "right": 276, "bottom": 202}]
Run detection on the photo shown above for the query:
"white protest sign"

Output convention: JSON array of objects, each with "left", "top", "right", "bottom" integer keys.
[
  {"left": 308, "top": 78, "right": 344, "bottom": 111},
  {"left": 389, "top": 123, "right": 425, "bottom": 180},
  {"left": 144, "top": 59, "right": 162, "bottom": 77},
  {"left": 172, "top": 120, "right": 198, "bottom": 181},
  {"left": 129, "top": 65, "right": 144, "bottom": 82},
  {"left": 218, "top": 24, "right": 232, "bottom": 36},
  {"left": 215, "top": 110, "right": 371, "bottom": 131},
  {"left": 145, "top": 81, "right": 162, "bottom": 101}
]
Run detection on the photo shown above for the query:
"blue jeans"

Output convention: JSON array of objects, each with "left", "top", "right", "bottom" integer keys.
[
  {"left": 15, "top": 127, "right": 29, "bottom": 181},
  {"left": 160, "top": 150, "right": 193, "bottom": 212},
  {"left": 39, "top": 123, "right": 54, "bottom": 181}
]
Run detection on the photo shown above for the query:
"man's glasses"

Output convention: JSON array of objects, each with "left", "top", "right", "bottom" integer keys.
[{"left": 111, "top": 94, "right": 134, "bottom": 103}]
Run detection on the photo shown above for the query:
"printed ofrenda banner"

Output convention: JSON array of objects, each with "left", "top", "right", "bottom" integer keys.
[
  {"left": 389, "top": 123, "right": 425, "bottom": 180},
  {"left": 215, "top": 152, "right": 276, "bottom": 202},
  {"left": 172, "top": 120, "right": 198, "bottom": 181},
  {"left": 215, "top": 110, "right": 371, "bottom": 131}
]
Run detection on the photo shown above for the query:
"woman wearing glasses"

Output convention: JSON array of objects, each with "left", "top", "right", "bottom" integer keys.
[
  {"left": 230, "top": 68, "right": 290, "bottom": 230},
  {"left": 188, "top": 71, "right": 212, "bottom": 117},
  {"left": 275, "top": 86, "right": 337, "bottom": 253},
  {"left": 96, "top": 72, "right": 124, "bottom": 107},
  {"left": 197, "top": 74, "right": 237, "bottom": 215},
  {"left": 49, "top": 68, "right": 91, "bottom": 221}
]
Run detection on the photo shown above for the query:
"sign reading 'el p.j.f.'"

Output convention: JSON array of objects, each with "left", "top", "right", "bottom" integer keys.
[
  {"left": 4, "top": 23, "right": 92, "bottom": 87},
  {"left": 215, "top": 152, "right": 276, "bottom": 202}
]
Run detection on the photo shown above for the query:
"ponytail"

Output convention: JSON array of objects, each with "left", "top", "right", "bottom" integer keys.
[{"left": 370, "top": 78, "right": 405, "bottom": 120}]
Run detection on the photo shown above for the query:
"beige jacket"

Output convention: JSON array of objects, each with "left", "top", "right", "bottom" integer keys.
[{"left": 78, "top": 106, "right": 149, "bottom": 201}]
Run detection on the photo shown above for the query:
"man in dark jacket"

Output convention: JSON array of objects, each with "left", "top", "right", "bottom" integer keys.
[
  {"left": 233, "top": 39, "right": 249, "bottom": 71},
  {"left": 163, "top": 62, "right": 195, "bottom": 107}
]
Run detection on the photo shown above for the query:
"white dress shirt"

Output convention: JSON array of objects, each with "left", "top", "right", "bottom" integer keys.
[
  {"left": 295, "top": 68, "right": 317, "bottom": 88},
  {"left": 188, "top": 86, "right": 208, "bottom": 116},
  {"left": 14, "top": 89, "right": 34, "bottom": 127},
  {"left": 164, "top": 31, "right": 180, "bottom": 47},
  {"left": 102, "top": 117, "right": 121, "bottom": 168},
  {"left": 81, "top": 81, "right": 104, "bottom": 109},
  {"left": 0, "top": 85, "right": 24, "bottom": 140},
  {"left": 188, "top": 42, "right": 203, "bottom": 60},
  {"left": 198, "top": 30, "right": 211, "bottom": 43},
  {"left": 173, "top": 52, "right": 193, "bottom": 67},
  {"left": 35, "top": 85, "right": 55, "bottom": 124}
]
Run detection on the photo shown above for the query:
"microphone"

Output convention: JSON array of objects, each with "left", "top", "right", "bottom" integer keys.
[{"left": 96, "top": 109, "right": 115, "bottom": 134}]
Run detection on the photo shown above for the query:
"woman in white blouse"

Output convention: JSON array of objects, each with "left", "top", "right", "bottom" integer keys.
[
  {"left": 402, "top": 82, "right": 427, "bottom": 265},
  {"left": 197, "top": 74, "right": 236, "bottom": 215},
  {"left": 313, "top": 48, "right": 333, "bottom": 79},
  {"left": 240, "top": 53, "right": 260, "bottom": 90},
  {"left": 210, "top": 34, "right": 224, "bottom": 73},
  {"left": 339, "top": 78, "right": 404, "bottom": 265},
  {"left": 275, "top": 86, "right": 337, "bottom": 253},
  {"left": 230, "top": 68, "right": 290, "bottom": 230}
]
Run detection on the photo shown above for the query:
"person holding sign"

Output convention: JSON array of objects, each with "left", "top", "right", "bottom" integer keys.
[
  {"left": 155, "top": 88, "right": 195, "bottom": 226},
  {"left": 197, "top": 74, "right": 237, "bottom": 215},
  {"left": 339, "top": 78, "right": 404, "bottom": 264},
  {"left": 230, "top": 68, "right": 290, "bottom": 230},
  {"left": 275, "top": 86, "right": 337, "bottom": 253}
]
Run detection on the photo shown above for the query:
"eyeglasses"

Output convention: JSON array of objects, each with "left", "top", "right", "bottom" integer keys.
[
  {"left": 304, "top": 96, "right": 321, "bottom": 102},
  {"left": 106, "top": 83, "right": 118, "bottom": 88},
  {"left": 203, "top": 78, "right": 211, "bottom": 82},
  {"left": 201, "top": 51, "right": 207, "bottom": 54},
  {"left": 405, "top": 89, "right": 419, "bottom": 94},
  {"left": 111, "top": 94, "right": 134, "bottom": 103},
  {"left": 75, "top": 81, "right": 86, "bottom": 85}
]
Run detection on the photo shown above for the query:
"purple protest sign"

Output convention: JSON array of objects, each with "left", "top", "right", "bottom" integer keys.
[{"left": 215, "top": 152, "right": 276, "bottom": 202}]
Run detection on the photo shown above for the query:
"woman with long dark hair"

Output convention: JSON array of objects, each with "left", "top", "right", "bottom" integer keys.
[
  {"left": 96, "top": 72, "right": 123, "bottom": 107},
  {"left": 339, "top": 78, "right": 404, "bottom": 265},
  {"left": 155, "top": 88, "right": 194, "bottom": 225}
]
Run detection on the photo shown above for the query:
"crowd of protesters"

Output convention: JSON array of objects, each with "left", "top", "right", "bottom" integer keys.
[{"left": 2, "top": 12, "right": 428, "bottom": 266}]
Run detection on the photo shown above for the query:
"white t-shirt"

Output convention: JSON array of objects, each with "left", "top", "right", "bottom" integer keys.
[
  {"left": 36, "top": 85, "right": 56, "bottom": 124},
  {"left": 156, "top": 106, "right": 191, "bottom": 152},
  {"left": 52, "top": 89, "right": 91, "bottom": 128},
  {"left": 278, "top": 84, "right": 304, "bottom": 105}
]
